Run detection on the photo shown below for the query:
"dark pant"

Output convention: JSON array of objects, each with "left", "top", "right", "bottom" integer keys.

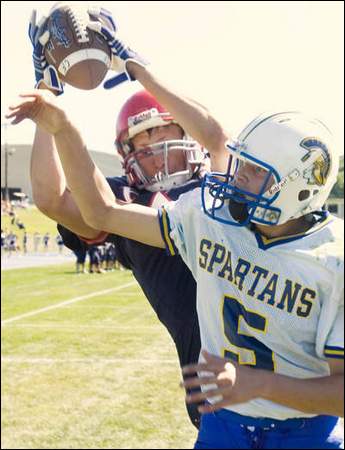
[{"left": 195, "top": 409, "right": 344, "bottom": 449}]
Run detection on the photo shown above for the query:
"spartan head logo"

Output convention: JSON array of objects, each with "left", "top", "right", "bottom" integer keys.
[{"left": 300, "top": 138, "right": 331, "bottom": 186}]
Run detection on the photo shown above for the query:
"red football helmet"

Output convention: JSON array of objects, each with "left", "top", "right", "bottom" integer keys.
[{"left": 115, "top": 90, "right": 204, "bottom": 191}]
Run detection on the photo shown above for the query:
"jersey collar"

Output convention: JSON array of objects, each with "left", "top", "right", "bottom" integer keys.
[{"left": 253, "top": 211, "right": 333, "bottom": 250}]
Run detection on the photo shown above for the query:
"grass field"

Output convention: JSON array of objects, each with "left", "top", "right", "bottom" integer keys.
[
  {"left": 1, "top": 263, "right": 197, "bottom": 449},
  {"left": 2, "top": 205, "right": 62, "bottom": 253},
  {"left": 2, "top": 205, "right": 59, "bottom": 236}
]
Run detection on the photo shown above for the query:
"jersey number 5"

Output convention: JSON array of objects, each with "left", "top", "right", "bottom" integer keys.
[{"left": 222, "top": 295, "right": 276, "bottom": 371}]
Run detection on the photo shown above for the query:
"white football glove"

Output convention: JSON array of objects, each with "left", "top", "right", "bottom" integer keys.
[
  {"left": 28, "top": 9, "right": 64, "bottom": 95},
  {"left": 87, "top": 6, "right": 148, "bottom": 89}
]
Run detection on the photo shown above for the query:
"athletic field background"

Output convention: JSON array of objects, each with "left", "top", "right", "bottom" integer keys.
[
  {"left": 3, "top": 206, "right": 343, "bottom": 448},
  {"left": 1, "top": 264, "right": 197, "bottom": 449}
]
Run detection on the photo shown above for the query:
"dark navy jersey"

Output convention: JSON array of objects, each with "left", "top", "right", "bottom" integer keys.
[{"left": 57, "top": 175, "right": 202, "bottom": 428}]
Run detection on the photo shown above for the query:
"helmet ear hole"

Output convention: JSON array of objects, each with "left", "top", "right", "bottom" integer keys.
[
  {"left": 298, "top": 190, "right": 311, "bottom": 201},
  {"left": 313, "top": 190, "right": 319, "bottom": 196}
]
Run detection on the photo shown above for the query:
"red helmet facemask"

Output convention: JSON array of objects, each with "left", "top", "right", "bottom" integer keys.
[{"left": 115, "top": 90, "right": 205, "bottom": 191}]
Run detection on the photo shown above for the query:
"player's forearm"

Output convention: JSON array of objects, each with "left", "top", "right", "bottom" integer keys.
[
  {"left": 31, "top": 125, "right": 109, "bottom": 239},
  {"left": 127, "top": 62, "right": 229, "bottom": 156},
  {"left": 53, "top": 121, "right": 116, "bottom": 226},
  {"left": 260, "top": 371, "right": 344, "bottom": 417},
  {"left": 31, "top": 126, "right": 68, "bottom": 214},
  {"left": 96, "top": 202, "right": 165, "bottom": 248},
  {"left": 54, "top": 121, "right": 164, "bottom": 246}
]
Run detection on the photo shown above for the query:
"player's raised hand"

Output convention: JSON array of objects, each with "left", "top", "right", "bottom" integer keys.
[
  {"left": 28, "top": 9, "right": 64, "bottom": 95},
  {"left": 87, "top": 6, "right": 148, "bottom": 89},
  {"left": 181, "top": 349, "right": 267, "bottom": 413},
  {"left": 5, "top": 90, "right": 69, "bottom": 135}
]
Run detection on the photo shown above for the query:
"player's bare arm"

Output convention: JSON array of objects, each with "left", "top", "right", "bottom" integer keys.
[
  {"left": 31, "top": 124, "right": 106, "bottom": 239},
  {"left": 181, "top": 350, "right": 344, "bottom": 417},
  {"left": 6, "top": 90, "right": 164, "bottom": 249},
  {"left": 86, "top": 16, "right": 230, "bottom": 172},
  {"left": 126, "top": 62, "right": 229, "bottom": 172},
  {"left": 27, "top": 14, "right": 110, "bottom": 241}
]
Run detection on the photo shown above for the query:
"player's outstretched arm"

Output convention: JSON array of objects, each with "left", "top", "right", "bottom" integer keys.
[
  {"left": 130, "top": 63, "right": 228, "bottom": 148},
  {"left": 6, "top": 90, "right": 165, "bottom": 248},
  {"left": 28, "top": 14, "right": 106, "bottom": 240},
  {"left": 31, "top": 117, "right": 108, "bottom": 240},
  {"left": 87, "top": 12, "right": 230, "bottom": 172},
  {"left": 128, "top": 63, "right": 230, "bottom": 172}
]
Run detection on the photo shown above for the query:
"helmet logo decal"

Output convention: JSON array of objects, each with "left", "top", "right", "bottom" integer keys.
[
  {"left": 267, "top": 169, "right": 300, "bottom": 196},
  {"left": 128, "top": 108, "right": 159, "bottom": 127},
  {"left": 300, "top": 138, "right": 331, "bottom": 187}
]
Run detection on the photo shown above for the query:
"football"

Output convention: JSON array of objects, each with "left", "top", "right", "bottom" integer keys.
[{"left": 44, "top": 3, "right": 111, "bottom": 90}]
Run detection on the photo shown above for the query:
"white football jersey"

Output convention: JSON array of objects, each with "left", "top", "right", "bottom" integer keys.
[{"left": 159, "top": 188, "right": 344, "bottom": 420}]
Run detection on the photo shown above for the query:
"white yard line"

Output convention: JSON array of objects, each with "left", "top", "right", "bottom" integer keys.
[
  {"left": 1, "top": 356, "right": 177, "bottom": 364},
  {"left": 3, "top": 324, "right": 159, "bottom": 330},
  {"left": 1, "top": 281, "right": 137, "bottom": 325}
]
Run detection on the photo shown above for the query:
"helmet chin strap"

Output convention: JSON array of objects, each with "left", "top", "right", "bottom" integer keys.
[{"left": 228, "top": 199, "right": 249, "bottom": 224}]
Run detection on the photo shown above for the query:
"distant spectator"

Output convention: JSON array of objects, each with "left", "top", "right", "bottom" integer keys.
[
  {"left": 1, "top": 229, "right": 6, "bottom": 256},
  {"left": 33, "top": 232, "right": 41, "bottom": 252},
  {"left": 104, "top": 242, "right": 115, "bottom": 271},
  {"left": 98, "top": 244, "right": 106, "bottom": 270},
  {"left": 43, "top": 232, "right": 50, "bottom": 251},
  {"left": 16, "top": 219, "right": 25, "bottom": 231},
  {"left": 7, "top": 232, "right": 18, "bottom": 257},
  {"left": 23, "top": 232, "right": 28, "bottom": 254},
  {"left": 56, "top": 234, "right": 64, "bottom": 254},
  {"left": 9, "top": 209, "right": 16, "bottom": 225},
  {"left": 88, "top": 245, "right": 104, "bottom": 274},
  {"left": 73, "top": 244, "right": 87, "bottom": 274}
]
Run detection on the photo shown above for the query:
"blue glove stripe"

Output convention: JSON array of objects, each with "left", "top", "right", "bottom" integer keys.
[
  {"left": 34, "top": 60, "right": 47, "bottom": 69},
  {"left": 108, "top": 40, "right": 117, "bottom": 49},
  {"left": 33, "top": 54, "right": 45, "bottom": 62},
  {"left": 28, "top": 23, "right": 35, "bottom": 42},
  {"left": 114, "top": 41, "right": 125, "bottom": 53},
  {"left": 98, "top": 25, "right": 115, "bottom": 42},
  {"left": 99, "top": 8, "right": 117, "bottom": 32},
  {"left": 104, "top": 72, "right": 130, "bottom": 89},
  {"left": 48, "top": 67, "right": 60, "bottom": 89}
]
